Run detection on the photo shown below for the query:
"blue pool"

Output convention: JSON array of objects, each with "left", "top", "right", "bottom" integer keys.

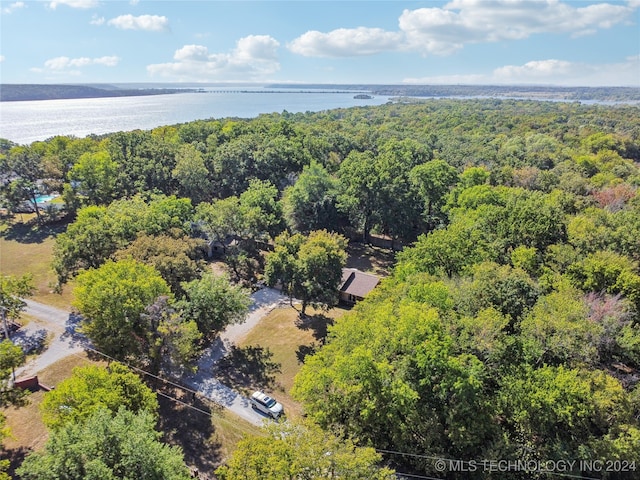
[{"left": 34, "top": 194, "right": 58, "bottom": 203}]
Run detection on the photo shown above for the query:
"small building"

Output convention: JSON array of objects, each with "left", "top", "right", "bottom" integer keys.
[{"left": 339, "top": 268, "right": 380, "bottom": 305}]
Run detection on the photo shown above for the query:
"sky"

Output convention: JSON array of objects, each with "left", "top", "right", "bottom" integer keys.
[{"left": 0, "top": 0, "right": 638, "bottom": 87}]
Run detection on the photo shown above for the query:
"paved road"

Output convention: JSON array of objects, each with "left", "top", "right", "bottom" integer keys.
[
  {"left": 14, "top": 288, "right": 288, "bottom": 426},
  {"left": 14, "top": 300, "right": 87, "bottom": 378}
]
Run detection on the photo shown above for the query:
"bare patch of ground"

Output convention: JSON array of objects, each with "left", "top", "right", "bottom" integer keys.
[{"left": 345, "top": 241, "right": 396, "bottom": 277}]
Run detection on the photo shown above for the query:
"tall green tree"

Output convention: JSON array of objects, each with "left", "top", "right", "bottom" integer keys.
[
  {"left": 179, "top": 272, "right": 251, "bottom": 342},
  {"left": 115, "top": 231, "right": 204, "bottom": 296},
  {"left": 239, "top": 178, "right": 284, "bottom": 240},
  {"left": 0, "top": 339, "right": 25, "bottom": 406},
  {"left": 171, "top": 144, "right": 212, "bottom": 204},
  {"left": 216, "top": 419, "right": 395, "bottom": 480},
  {"left": 281, "top": 161, "right": 341, "bottom": 234},
  {"left": 265, "top": 230, "right": 347, "bottom": 315},
  {"left": 410, "top": 159, "right": 459, "bottom": 220},
  {"left": 0, "top": 146, "right": 45, "bottom": 222},
  {"left": 17, "top": 408, "right": 191, "bottom": 480},
  {"left": 0, "top": 274, "right": 35, "bottom": 338},
  {"left": 195, "top": 197, "right": 246, "bottom": 255},
  {"left": 140, "top": 296, "right": 202, "bottom": 375},
  {"left": 337, "top": 150, "right": 381, "bottom": 241},
  {"left": 67, "top": 150, "right": 118, "bottom": 205},
  {"left": 40, "top": 363, "right": 158, "bottom": 430},
  {"left": 74, "top": 259, "right": 171, "bottom": 360}
]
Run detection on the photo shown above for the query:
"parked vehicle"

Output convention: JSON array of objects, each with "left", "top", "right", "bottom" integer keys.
[{"left": 250, "top": 390, "right": 284, "bottom": 419}]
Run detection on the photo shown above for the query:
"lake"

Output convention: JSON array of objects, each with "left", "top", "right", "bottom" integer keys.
[{"left": 0, "top": 87, "right": 392, "bottom": 145}]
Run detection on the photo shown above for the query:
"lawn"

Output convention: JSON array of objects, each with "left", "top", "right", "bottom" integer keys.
[
  {"left": 0, "top": 352, "right": 104, "bottom": 475},
  {"left": 0, "top": 216, "right": 74, "bottom": 310},
  {"left": 214, "top": 304, "right": 348, "bottom": 418},
  {"left": 157, "top": 387, "right": 261, "bottom": 473}
]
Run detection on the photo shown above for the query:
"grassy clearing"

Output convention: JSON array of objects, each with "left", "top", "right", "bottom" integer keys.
[
  {"left": 1, "top": 352, "right": 104, "bottom": 474},
  {"left": 216, "top": 304, "right": 348, "bottom": 419},
  {"left": 0, "top": 216, "right": 73, "bottom": 310}
]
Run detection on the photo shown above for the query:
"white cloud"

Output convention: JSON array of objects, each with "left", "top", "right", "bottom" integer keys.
[
  {"left": 399, "top": 0, "right": 636, "bottom": 55},
  {"left": 129, "top": 0, "right": 139, "bottom": 5},
  {"left": 403, "top": 56, "right": 640, "bottom": 87},
  {"left": 107, "top": 14, "right": 169, "bottom": 32},
  {"left": 2, "top": 1, "right": 25, "bottom": 14},
  {"left": 90, "top": 14, "right": 105, "bottom": 25},
  {"left": 48, "top": 0, "right": 99, "bottom": 9},
  {"left": 0, "top": 55, "right": 5, "bottom": 62},
  {"left": 288, "top": 1, "right": 638, "bottom": 58},
  {"left": 39, "top": 55, "right": 119, "bottom": 72},
  {"left": 288, "top": 27, "right": 404, "bottom": 57},
  {"left": 147, "top": 35, "right": 280, "bottom": 82}
]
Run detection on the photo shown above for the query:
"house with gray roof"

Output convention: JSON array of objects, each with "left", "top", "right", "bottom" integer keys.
[{"left": 339, "top": 268, "right": 380, "bottom": 305}]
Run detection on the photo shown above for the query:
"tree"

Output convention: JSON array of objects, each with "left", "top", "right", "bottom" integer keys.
[
  {"left": 179, "top": 272, "right": 251, "bottom": 342},
  {"left": 264, "top": 230, "right": 347, "bottom": 315},
  {"left": 171, "top": 144, "right": 212, "bottom": 204},
  {"left": 497, "top": 365, "right": 635, "bottom": 462},
  {"left": 520, "top": 285, "right": 603, "bottom": 367},
  {"left": 0, "top": 274, "right": 35, "bottom": 338},
  {"left": 17, "top": 408, "right": 191, "bottom": 480},
  {"left": 195, "top": 197, "right": 246, "bottom": 255},
  {"left": 337, "top": 150, "right": 381, "bottom": 241},
  {"left": 74, "top": 259, "right": 171, "bottom": 360},
  {"left": 53, "top": 195, "right": 194, "bottom": 285},
  {"left": 67, "top": 150, "right": 118, "bottom": 205},
  {"left": 115, "top": 231, "right": 205, "bottom": 296},
  {"left": 140, "top": 296, "right": 202, "bottom": 375},
  {"left": 0, "top": 146, "right": 45, "bottom": 222},
  {"left": 0, "top": 412, "right": 11, "bottom": 479},
  {"left": 40, "top": 363, "right": 158, "bottom": 430},
  {"left": 216, "top": 419, "right": 395, "bottom": 480},
  {"left": 396, "top": 218, "right": 485, "bottom": 278},
  {"left": 281, "top": 161, "right": 341, "bottom": 234},
  {"left": 0, "top": 339, "right": 25, "bottom": 406},
  {"left": 410, "top": 159, "right": 459, "bottom": 221},
  {"left": 239, "top": 178, "right": 284, "bottom": 240}
]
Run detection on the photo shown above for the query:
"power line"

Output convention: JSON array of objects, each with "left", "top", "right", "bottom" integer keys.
[
  {"left": 70, "top": 348, "right": 602, "bottom": 480},
  {"left": 378, "top": 449, "right": 600, "bottom": 480},
  {"left": 155, "top": 390, "right": 213, "bottom": 417},
  {"left": 393, "top": 472, "right": 445, "bottom": 480}
]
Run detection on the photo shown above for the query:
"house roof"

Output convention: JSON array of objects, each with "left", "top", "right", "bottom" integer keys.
[{"left": 340, "top": 268, "right": 380, "bottom": 299}]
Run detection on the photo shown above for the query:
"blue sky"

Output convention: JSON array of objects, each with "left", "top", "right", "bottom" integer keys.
[{"left": 1, "top": 0, "right": 638, "bottom": 86}]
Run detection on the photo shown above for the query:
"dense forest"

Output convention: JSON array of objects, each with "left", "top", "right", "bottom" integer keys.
[
  {"left": 0, "top": 84, "right": 201, "bottom": 102},
  {"left": 2, "top": 98, "right": 640, "bottom": 478}
]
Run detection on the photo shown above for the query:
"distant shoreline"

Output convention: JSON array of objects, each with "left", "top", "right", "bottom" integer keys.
[
  {"left": 267, "top": 83, "right": 640, "bottom": 103},
  {"left": 2, "top": 83, "right": 638, "bottom": 103},
  {"left": 0, "top": 84, "right": 203, "bottom": 102}
]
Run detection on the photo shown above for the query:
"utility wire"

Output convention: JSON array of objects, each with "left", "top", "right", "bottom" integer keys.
[{"left": 69, "top": 348, "right": 602, "bottom": 480}]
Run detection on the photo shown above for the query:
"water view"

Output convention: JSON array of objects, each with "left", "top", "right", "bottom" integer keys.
[{"left": 0, "top": 87, "right": 391, "bottom": 145}]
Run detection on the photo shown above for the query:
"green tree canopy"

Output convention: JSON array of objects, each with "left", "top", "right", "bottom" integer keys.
[
  {"left": 265, "top": 230, "right": 347, "bottom": 315},
  {"left": 179, "top": 272, "right": 251, "bottom": 342},
  {"left": 17, "top": 408, "right": 191, "bottom": 480},
  {"left": 282, "top": 160, "right": 342, "bottom": 234},
  {"left": 216, "top": 419, "right": 395, "bottom": 480},
  {"left": 68, "top": 150, "right": 118, "bottom": 206},
  {"left": 74, "top": 259, "right": 171, "bottom": 360},
  {"left": 115, "top": 231, "right": 204, "bottom": 296},
  {"left": 40, "top": 363, "right": 158, "bottom": 430}
]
